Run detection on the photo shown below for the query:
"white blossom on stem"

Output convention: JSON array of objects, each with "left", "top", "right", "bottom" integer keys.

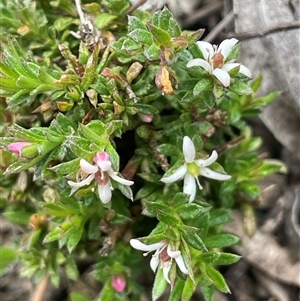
[
  {"left": 187, "top": 38, "right": 251, "bottom": 87},
  {"left": 68, "top": 152, "right": 134, "bottom": 204},
  {"left": 160, "top": 136, "right": 231, "bottom": 202},
  {"left": 130, "top": 239, "right": 189, "bottom": 283}
]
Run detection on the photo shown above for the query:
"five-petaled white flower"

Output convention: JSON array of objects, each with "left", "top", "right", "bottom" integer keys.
[
  {"left": 160, "top": 136, "right": 231, "bottom": 202},
  {"left": 130, "top": 239, "right": 189, "bottom": 283},
  {"left": 187, "top": 38, "right": 251, "bottom": 87},
  {"left": 68, "top": 152, "right": 134, "bottom": 204}
]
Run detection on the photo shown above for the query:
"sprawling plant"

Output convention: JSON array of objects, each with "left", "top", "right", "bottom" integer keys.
[{"left": 0, "top": 0, "right": 284, "bottom": 300}]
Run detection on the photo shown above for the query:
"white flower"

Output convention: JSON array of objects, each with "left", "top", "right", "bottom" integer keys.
[
  {"left": 187, "top": 38, "right": 251, "bottom": 87},
  {"left": 130, "top": 239, "right": 189, "bottom": 283},
  {"left": 68, "top": 152, "right": 134, "bottom": 204},
  {"left": 160, "top": 136, "right": 231, "bottom": 202}
]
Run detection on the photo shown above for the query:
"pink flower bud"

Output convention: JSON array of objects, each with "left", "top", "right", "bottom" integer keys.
[
  {"left": 139, "top": 114, "right": 153, "bottom": 123},
  {"left": 7, "top": 142, "right": 31, "bottom": 156},
  {"left": 111, "top": 275, "right": 126, "bottom": 292}
]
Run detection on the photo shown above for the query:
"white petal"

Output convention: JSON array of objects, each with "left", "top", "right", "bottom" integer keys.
[
  {"left": 183, "top": 173, "right": 197, "bottom": 202},
  {"left": 108, "top": 170, "right": 134, "bottom": 186},
  {"left": 174, "top": 254, "right": 189, "bottom": 275},
  {"left": 160, "top": 164, "right": 187, "bottom": 184},
  {"left": 219, "top": 38, "right": 238, "bottom": 59},
  {"left": 200, "top": 167, "right": 232, "bottom": 181},
  {"left": 187, "top": 58, "right": 211, "bottom": 73},
  {"left": 212, "top": 68, "right": 231, "bottom": 87},
  {"left": 222, "top": 63, "right": 240, "bottom": 72},
  {"left": 162, "top": 263, "right": 172, "bottom": 283},
  {"left": 98, "top": 182, "right": 112, "bottom": 204},
  {"left": 97, "top": 160, "right": 111, "bottom": 171},
  {"left": 67, "top": 173, "right": 95, "bottom": 187},
  {"left": 195, "top": 150, "right": 218, "bottom": 167},
  {"left": 239, "top": 64, "right": 252, "bottom": 78},
  {"left": 183, "top": 136, "right": 196, "bottom": 163},
  {"left": 129, "top": 239, "right": 166, "bottom": 252},
  {"left": 167, "top": 244, "right": 181, "bottom": 258},
  {"left": 196, "top": 41, "right": 214, "bottom": 60},
  {"left": 80, "top": 159, "right": 98, "bottom": 174},
  {"left": 150, "top": 255, "right": 160, "bottom": 272}
]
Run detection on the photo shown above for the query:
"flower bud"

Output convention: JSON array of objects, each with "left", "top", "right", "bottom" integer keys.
[
  {"left": 8, "top": 142, "right": 32, "bottom": 156},
  {"left": 111, "top": 275, "right": 126, "bottom": 292},
  {"left": 139, "top": 114, "right": 153, "bottom": 123}
]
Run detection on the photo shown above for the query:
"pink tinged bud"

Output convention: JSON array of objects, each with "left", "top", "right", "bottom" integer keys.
[
  {"left": 139, "top": 114, "right": 153, "bottom": 123},
  {"left": 7, "top": 142, "right": 31, "bottom": 156},
  {"left": 111, "top": 275, "right": 126, "bottom": 292}
]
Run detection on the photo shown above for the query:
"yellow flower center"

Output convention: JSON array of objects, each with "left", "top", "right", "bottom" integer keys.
[{"left": 187, "top": 162, "right": 200, "bottom": 177}]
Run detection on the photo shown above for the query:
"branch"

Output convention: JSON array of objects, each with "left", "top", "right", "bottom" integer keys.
[{"left": 228, "top": 20, "right": 300, "bottom": 40}]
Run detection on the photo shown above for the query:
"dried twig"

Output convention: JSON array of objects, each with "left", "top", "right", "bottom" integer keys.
[
  {"left": 228, "top": 20, "right": 300, "bottom": 40},
  {"left": 182, "top": 1, "right": 223, "bottom": 28},
  {"left": 125, "top": 0, "right": 147, "bottom": 16},
  {"left": 204, "top": 10, "right": 234, "bottom": 42}
]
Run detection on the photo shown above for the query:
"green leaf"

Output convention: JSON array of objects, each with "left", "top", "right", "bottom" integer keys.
[
  {"left": 163, "top": 227, "right": 180, "bottom": 241},
  {"left": 182, "top": 276, "right": 197, "bottom": 301},
  {"left": 87, "top": 216, "right": 101, "bottom": 239},
  {"left": 43, "top": 228, "right": 62, "bottom": 243},
  {"left": 168, "top": 278, "right": 185, "bottom": 301},
  {"left": 0, "top": 247, "right": 18, "bottom": 275},
  {"left": 206, "top": 265, "right": 230, "bottom": 293},
  {"left": 201, "top": 91, "right": 216, "bottom": 109},
  {"left": 9, "top": 124, "right": 44, "bottom": 141},
  {"left": 156, "top": 143, "right": 178, "bottom": 156},
  {"left": 181, "top": 227, "right": 207, "bottom": 252},
  {"left": 177, "top": 203, "right": 202, "bottom": 220},
  {"left": 137, "top": 173, "right": 162, "bottom": 184},
  {"left": 128, "top": 29, "right": 153, "bottom": 46},
  {"left": 134, "top": 103, "right": 158, "bottom": 115},
  {"left": 94, "top": 13, "right": 117, "bottom": 29},
  {"left": 204, "top": 233, "right": 240, "bottom": 248},
  {"left": 172, "top": 192, "right": 191, "bottom": 207},
  {"left": 200, "top": 252, "right": 241, "bottom": 265},
  {"left": 208, "top": 209, "right": 231, "bottom": 227},
  {"left": 147, "top": 23, "right": 171, "bottom": 46},
  {"left": 49, "top": 158, "right": 80, "bottom": 175},
  {"left": 230, "top": 79, "right": 253, "bottom": 95},
  {"left": 43, "top": 203, "right": 79, "bottom": 217},
  {"left": 238, "top": 181, "right": 260, "bottom": 200},
  {"left": 225, "top": 44, "right": 240, "bottom": 62},
  {"left": 135, "top": 183, "right": 158, "bottom": 199},
  {"left": 257, "top": 159, "right": 287, "bottom": 176},
  {"left": 193, "top": 78, "right": 213, "bottom": 95},
  {"left": 144, "top": 43, "right": 160, "bottom": 60},
  {"left": 67, "top": 136, "right": 95, "bottom": 159},
  {"left": 79, "top": 121, "right": 108, "bottom": 147},
  {"left": 98, "top": 281, "right": 115, "bottom": 301},
  {"left": 189, "top": 42, "right": 204, "bottom": 59},
  {"left": 199, "top": 277, "right": 215, "bottom": 301},
  {"left": 152, "top": 267, "right": 168, "bottom": 301},
  {"left": 157, "top": 211, "right": 181, "bottom": 226},
  {"left": 65, "top": 256, "right": 79, "bottom": 280},
  {"left": 128, "top": 15, "right": 148, "bottom": 32},
  {"left": 70, "top": 292, "right": 92, "bottom": 301},
  {"left": 152, "top": 7, "right": 181, "bottom": 37},
  {"left": 3, "top": 211, "right": 31, "bottom": 225},
  {"left": 67, "top": 226, "right": 84, "bottom": 253}
]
